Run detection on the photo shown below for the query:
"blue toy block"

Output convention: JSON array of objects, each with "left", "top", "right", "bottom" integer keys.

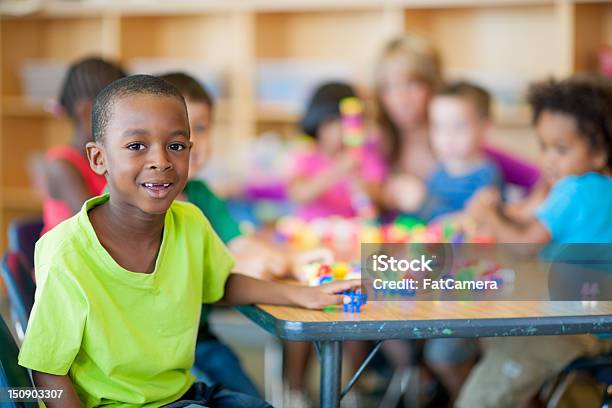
[{"left": 341, "top": 290, "right": 366, "bottom": 313}]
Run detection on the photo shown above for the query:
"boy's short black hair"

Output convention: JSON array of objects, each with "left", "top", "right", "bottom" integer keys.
[
  {"left": 300, "top": 82, "right": 356, "bottom": 138},
  {"left": 92, "top": 74, "right": 186, "bottom": 142},
  {"left": 158, "top": 72, "right": 214, "bottom": 109},
  {"left": 528, "top": 75, "right": 612, "bottom": 170},
  {"left": 60, "top": 56, "right": 126, "bottom": 119},
  {"left": 437, "top": 80, "right": 491, "bottom": 119}
]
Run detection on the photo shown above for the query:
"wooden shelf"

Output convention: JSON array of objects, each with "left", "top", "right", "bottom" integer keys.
[
  {"left": 0, "top": 0, "right": 574, "bottom": 18},
  {"left": 256, "top": 106, "right": 299, "bottom": 123},
  {"left": 1, "top": 96, "right": 54, "bottom": 118},
  {"left": 2, "top": 188, "right": 42, "bottom": 212}
]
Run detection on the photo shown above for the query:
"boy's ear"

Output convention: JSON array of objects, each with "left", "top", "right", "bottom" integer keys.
[
  {"left": 592, "top": 150, "right": 608, "bottom": 171},
  {"left": 86, "top": 141, "right": 107, "bottom": 176}
]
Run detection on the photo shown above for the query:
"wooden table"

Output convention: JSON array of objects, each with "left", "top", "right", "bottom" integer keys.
[{"left": 238, "top": 300, "right": 612, "bottom": 408}]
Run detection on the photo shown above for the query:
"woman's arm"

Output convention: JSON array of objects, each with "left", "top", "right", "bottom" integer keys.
[{"left": 32, "top": 371, "right": 82, "bottom": 408}]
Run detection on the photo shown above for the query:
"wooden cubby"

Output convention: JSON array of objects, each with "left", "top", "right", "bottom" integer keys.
[{"left": 1, "top": 0, "right": 611, "bottom": 251}]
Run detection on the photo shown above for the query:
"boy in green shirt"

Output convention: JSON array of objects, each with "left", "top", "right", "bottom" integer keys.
[
  {"left": 18, "top": 75, "right": 357, "bottom": 408},
  {"left": 160, "top": 72, "right": 282, "bottom": 398}
]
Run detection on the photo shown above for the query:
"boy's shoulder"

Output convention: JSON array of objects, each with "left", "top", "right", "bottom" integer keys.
[
  {"left": 553, "top": 172, "right": 612, "bottom": 194},
  {"left": 36, "top": 210, "right": 85, "bottom": 265}
]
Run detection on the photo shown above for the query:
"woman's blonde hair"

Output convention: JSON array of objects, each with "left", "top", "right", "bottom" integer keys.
[{"left": 374, "top": 34, "right": 442, "bottom": 164}]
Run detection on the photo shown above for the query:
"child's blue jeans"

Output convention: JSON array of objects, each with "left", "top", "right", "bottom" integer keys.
[
  {"left": 162, "top": 382, "right": 272, "bottom": 408},
  {"left": 194, "top": 339, "right": 261, "bottom": 398}
]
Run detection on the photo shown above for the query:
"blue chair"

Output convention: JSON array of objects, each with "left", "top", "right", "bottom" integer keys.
[
  {"left": 8, "top": 217, "right": 43, "bottom": 270},
  {"left": 0, "top": 252, "right": 35, "bottom": 342},
  {"left": 546, "top": 354, "right": 612, "bottom": 408},
  {"left": 0, "top": 315, "right": 37, "bottom": 407}
]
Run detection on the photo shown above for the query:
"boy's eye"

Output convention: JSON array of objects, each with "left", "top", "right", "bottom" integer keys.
[
  {"left": 168, "top": 143, "right": 186, "bottom": 151},
  {"left": 127, "top": 143, "right": 145, "bottom": 151},
  {"left": 555, "top": 145, "right": 567, "bottom": 155}
]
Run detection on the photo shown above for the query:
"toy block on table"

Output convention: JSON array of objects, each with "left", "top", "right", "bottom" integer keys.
[{"left": 341, "top": 290, "right": 367, "bottom": 313}]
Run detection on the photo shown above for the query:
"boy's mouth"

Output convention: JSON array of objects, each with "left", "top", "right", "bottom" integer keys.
[{"left": 141, "top": 182, "right": 174, "bottom": 198}]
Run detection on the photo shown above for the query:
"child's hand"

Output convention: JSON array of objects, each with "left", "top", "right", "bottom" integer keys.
[
  {"left": 384, "top": 174, "right": 426, "bottom": 212},
  {"left": 335, "top": 150, "right": 361, "bottom": 175},
  {"left": 292, "top": 280, "right": 362, "bottom": 309},
  {"left": 467, "top": 187, "right": 501, "bottom": 220},
  {"left": 289, "top": 247, "right": 335, "bottom": 281},
  {"left": 230, "top": 236, "right": 289, "bottom": 280}
]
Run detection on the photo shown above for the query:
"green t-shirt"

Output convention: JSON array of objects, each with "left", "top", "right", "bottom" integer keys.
[
  {"left": 184, "top": 179, "right": 241, "bottom": 244},
  {"left": 183, "top": 179, "right": 242, "bottom": 342},
  {"left": 18, "top": 194, "right": 234, "bottom": 408}
]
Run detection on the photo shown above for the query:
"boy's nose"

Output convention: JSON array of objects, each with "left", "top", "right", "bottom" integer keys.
[{"left": 148, "top": 147, "right": 173, "bottom": 171}]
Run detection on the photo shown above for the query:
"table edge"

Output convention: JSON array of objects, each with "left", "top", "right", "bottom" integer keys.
[{"left": 236, "top": 305, "right": 612, "bottom": 342}]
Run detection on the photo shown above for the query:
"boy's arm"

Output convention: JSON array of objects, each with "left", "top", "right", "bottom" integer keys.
[
  {"left": 480, "top": 210, "right": 551, "bottom": 244},
  {"left": 466, "top": 188, "right": 551, "bottom": 244},
  {"left": 220, "top": 273, "right": 360, "bottom": 309},
  {"left": 502, "top": 180, "right": 551, "bottom": 223},
  {"left": 32, "top": 371, "right": 82, "bottom": 408}
]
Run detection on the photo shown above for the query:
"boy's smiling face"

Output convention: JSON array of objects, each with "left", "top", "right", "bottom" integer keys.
[{"left": 88, "top": 93, "right": 191, "bottom": 215}]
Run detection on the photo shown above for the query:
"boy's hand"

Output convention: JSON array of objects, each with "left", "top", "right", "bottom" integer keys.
[
  {"left": 466, "top": 187, "right": 501, "bottom": 222},
  {"left": 384, "top": 174, "right": 426, "bottom": 212},
  {"left": 291, "top": 279, "right": 362, "bottom": 309}
]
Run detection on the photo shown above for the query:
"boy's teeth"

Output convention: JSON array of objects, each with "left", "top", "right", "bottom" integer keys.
[{"left": 144, "top": 183, "right": 171, "bottom": 188}]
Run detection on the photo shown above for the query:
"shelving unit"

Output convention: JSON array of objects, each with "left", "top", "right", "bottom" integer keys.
[{"left": 1, "top": 0, "right": 610, "bottom": 250}]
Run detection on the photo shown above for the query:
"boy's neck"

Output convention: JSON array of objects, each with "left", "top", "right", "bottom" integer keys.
[
  {"left": 105, "top": 197, "right": 165, "bottom": 242},
  {"left": 91, "top": 197, "right": 166, "bottom": 258},
  {"left": 441, "top": 152, "right": 487, "bottom": 176}
]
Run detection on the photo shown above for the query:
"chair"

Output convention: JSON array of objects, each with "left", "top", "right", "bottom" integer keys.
[
  {"left": 0, "top": 252, "right": 36, "bottom": 342},
  {"left": 546, "top": 354, "right": 612, "bottom": 408},
  {"left": 7, "top": 217, "right": 43, "bottom": 270},
  {"left": 0, "top": 315, "right": 37, "bottom": 407}
]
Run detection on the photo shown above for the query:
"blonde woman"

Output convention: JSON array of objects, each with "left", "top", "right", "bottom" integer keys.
[{"left": 374, "top": 34, "right": 479, "bottom": 403}]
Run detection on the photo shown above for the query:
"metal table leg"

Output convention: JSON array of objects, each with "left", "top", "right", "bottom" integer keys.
[{"left": 319, "top": 341, "right": 342, "bottom": 408}]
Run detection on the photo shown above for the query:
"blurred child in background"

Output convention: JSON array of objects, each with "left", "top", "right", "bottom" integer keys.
[
  {"left": 403, "top": 81, "right": 503, "bottom": 222},
  {"left": 160, "top": 72, "right": 289, "bottom": 397},
  {"left": 284, "top": 82, "right": 387, "bottom": 407},
  {"left": 458, "top": 75, "right": 612, "bottom": 408},
  {"left": 288, "top": 82, "right": 387, "bottom": 221},
  {"left": 41, "top": 57, "right": 126, "bottom": 235},
  {"left": 159, "top": 73, "right": 288, "bottom": 280}
]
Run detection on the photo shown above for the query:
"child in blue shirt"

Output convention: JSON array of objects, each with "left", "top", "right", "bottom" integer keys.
[
  {"left": 458, "top": 75, "right": 612, "bottom": 408},
  {"left": 399, "top": 81, "right": 502, "bottom": 221}
]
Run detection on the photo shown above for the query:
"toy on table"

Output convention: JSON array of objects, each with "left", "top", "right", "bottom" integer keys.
[
  {"left": 341, "top": 289, "right": 367, "bottom": 313},
  {"left": 302, "top": 261, "right": 360, "bottom": 286},
  {"left": 275, "top": 215, "right": 496, "bottom": 254}
]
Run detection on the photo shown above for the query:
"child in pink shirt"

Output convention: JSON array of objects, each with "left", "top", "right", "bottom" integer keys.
[{"left": 288, "top": 82, "right": 387, "bottom": 220}]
